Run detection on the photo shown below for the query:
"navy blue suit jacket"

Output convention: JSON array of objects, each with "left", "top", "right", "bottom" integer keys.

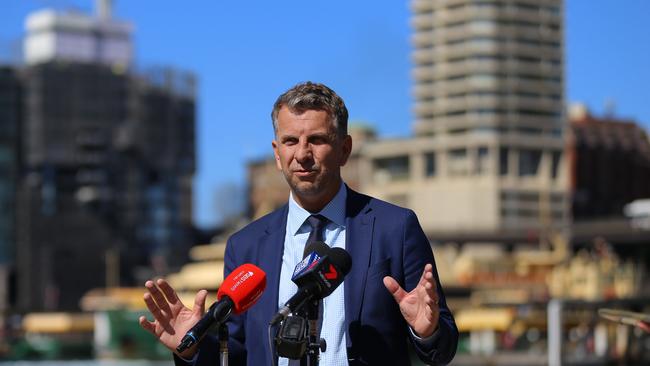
[{"left": 176, "top": 187, "right": 458, "bottom": 365}]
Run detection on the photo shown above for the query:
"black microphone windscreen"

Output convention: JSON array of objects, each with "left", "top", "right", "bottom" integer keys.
[
  {"left": 303, "top": 241, "right": 329, "bottom": 258},
  {"left": 328, "top": 247, "right": 352, "bottom": 275}
]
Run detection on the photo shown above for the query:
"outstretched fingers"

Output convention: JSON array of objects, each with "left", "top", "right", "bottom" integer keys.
[
  {"left": 139, "top": 315, "right": 156, "bottom": 335},
  {"left": 417, "top": 263, "right": 433, "bottom": 287},
  {"left": 144, "top": 282, "right": 167, "bottom": 320},
  {"left": 156, "top": 279, "right": 181, "bottom": 303},
  {"left": 418, "top": 264, "right": 439, "bottom": 303},
  {"left": 193, "top": 289, "right": 208, "bottom": 317},
  {"left": 143, "top": 280, "right": 178, "bottom": 335},
  {"left": 383, "top": 264, "right": 442, "bottom": 337},
  {"left": 383, "top": 276, "right": 407, "bottom": 303}
]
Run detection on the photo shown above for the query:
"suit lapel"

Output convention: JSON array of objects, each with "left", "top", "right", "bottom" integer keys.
[
  {"left": 254, "top": 205, "right": 288, "bottom": 360},
  {"left": 344, "top": 188, "right": 374, "bottom": 346}
]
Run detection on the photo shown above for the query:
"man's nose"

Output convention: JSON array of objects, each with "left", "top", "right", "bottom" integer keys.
[{"left": 295, "top": 142, "right": 313, "bottom": 162}]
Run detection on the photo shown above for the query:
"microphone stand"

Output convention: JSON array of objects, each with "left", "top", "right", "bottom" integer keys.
[
  {"left": 301, "top": 299, "right": 325, "bottom": 366},
  {"left": 218, "top": 322, "right": 229, "bottom": 366}
]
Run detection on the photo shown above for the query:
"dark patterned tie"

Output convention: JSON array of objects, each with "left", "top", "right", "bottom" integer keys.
[
  {"left": 289, "top": 214, "right": 328, "bottom": 366},
  {"left": 305, "top": 214, "right": 328, "bottom": 245}
]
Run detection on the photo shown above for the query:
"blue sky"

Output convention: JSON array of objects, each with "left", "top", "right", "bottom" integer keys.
[{"left": 2, "top": 1, "right": 649, "bottom": 228}]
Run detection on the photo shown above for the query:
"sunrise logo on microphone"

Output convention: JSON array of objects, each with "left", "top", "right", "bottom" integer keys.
[
  {"left": 219, "top": 263, "right": 267, "bottom": 314},
  {"left": 230, "top": 270, "right": 254, "bottom": 292}
]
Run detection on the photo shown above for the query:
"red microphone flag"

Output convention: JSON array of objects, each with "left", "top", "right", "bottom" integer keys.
[{"left": 217, "top": 263, "right": 267, "bottom": 315}]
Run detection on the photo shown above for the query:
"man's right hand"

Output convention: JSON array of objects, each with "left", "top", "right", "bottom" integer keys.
[{"left": 139, "top": 278, "right": 208, "bottom": 359}]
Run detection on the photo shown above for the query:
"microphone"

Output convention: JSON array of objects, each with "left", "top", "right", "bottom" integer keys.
[
  {"left": 270, "top": 243, "right": 352, "bottom": 325},
  {"left": 177, "top": 263, "right": 267, "bottom": 353},
  {"left": 303, "top": 241, "right": 330, "bottom": 259}
]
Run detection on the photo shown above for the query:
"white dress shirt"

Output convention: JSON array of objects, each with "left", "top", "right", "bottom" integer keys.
[{"left": 278, "top": 182, "right": 348, "bottom": 366}]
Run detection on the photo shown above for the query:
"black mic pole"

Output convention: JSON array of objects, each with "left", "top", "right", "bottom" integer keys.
[
  {"left": 301, "top": 299, "right": 325, "bottom": 366},
  {"left": 218, "top": 322, "right": 229, "bottom": 366}
]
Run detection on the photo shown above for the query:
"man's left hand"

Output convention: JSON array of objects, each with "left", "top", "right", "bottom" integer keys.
[{"left": 383, "top": 263, "right": 440, "bottom": 338}]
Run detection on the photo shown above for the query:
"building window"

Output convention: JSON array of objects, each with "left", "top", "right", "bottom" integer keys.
[
  {"left": 373, "top": 156, "right": 410, "bottom": 182},
  {"left": 551, "top": 151, "right": 562, "bottom": 179},
  {"left": 477, "top": 147, "right": 489, "bottom": 175},
  {"left": 501, "top": 191, "right": 539, "bottom": 202},
  {"left": 424, "top": 152, "right": 436, "bottom": 177},
  {"left": 517, "top": 127, "right": 543, "bottom": 135},
  {"left": 500, "top": 208, "right": 539, "bottom": 218},
  {"left": 448, "top": 148, "right": 469, "bottom": 176},
  {"left": 499, "top": 147, "right": 509, "bottom": 176},
  {"left": 519, "top": 149, "right": 542, "bottom": 176}
]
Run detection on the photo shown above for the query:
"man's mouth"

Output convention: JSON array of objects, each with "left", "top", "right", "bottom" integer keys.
[{"left": 294, "top": 169, "right": 317, "bottom": 177}]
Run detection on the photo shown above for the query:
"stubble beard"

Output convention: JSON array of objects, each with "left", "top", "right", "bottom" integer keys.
[
  {"left": 285, "top": 170, "right": 340, "bottom": 205},
  {"left": 286, "top": 173, "right": 323, "bottom": 198}
]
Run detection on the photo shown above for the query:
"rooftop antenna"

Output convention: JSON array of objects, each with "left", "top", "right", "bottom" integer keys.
[{"left": 96, "top": 0, "right": 112, "bottom": 20}]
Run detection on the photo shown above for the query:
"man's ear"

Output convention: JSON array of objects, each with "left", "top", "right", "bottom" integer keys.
[
  {"left": 272, "top": 140, "right": 282, "bottom": 171},
  {"left": 340, "top": 135, "right": 352, "bottom": 166}
]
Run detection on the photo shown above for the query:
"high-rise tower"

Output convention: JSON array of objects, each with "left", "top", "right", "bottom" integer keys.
[
  {"left": 5, "top": 2, "right": 196, "bottom": 312},
  {"left": 359, "top": 0, "right": 568, "bottom": 240},
  {"left": 411, "top": 0, "right": 564, "bottom": 138}
]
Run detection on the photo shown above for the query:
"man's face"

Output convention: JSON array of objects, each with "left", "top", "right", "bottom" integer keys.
[{"left": 272, "top": 106, "right": 352, "bottom": 211}]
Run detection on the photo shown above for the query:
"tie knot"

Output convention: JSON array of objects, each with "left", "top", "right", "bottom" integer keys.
[
  {"left": 305, "top": 214, "right": 328, "bottom": 244},
  {"left": 307, "top": 214, "right": 327, "bottom": 229}
]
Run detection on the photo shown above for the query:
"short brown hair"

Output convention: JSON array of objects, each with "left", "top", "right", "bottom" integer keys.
[{"left": 271, "top": 81, "right": 348, "bottom": 138}]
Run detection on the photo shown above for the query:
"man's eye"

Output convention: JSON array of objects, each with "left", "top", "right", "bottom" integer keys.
[
  {"left": 284, "top": 138, "right": 297, "bottom": 145},
  {"left": 310, "top": 137, "right": 327, "bottom": 145}
]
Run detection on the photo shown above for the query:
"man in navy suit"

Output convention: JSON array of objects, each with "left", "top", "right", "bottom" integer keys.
[{"left": 140, "top": 82, "right": 458, "bottom": 365}]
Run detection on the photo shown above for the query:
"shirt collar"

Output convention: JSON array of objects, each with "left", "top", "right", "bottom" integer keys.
[{"left": 288, "top": 182, "right": 347, "bottom": 236}]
